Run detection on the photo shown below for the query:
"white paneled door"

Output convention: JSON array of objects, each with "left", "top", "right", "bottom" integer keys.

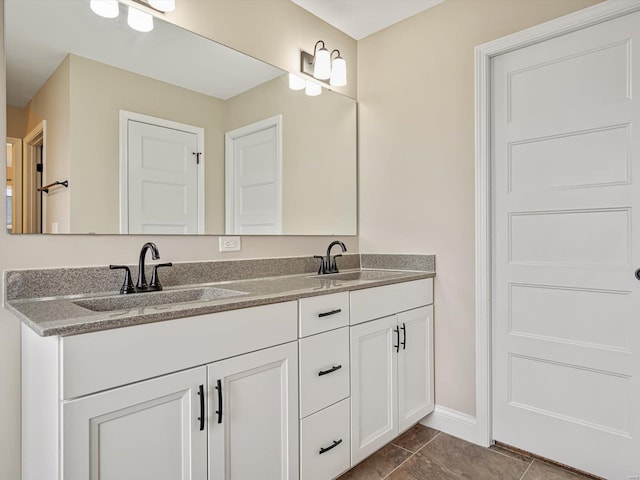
[
  {"left": 492, "top": 11, "right": 640, "bottom": 479},
  {"left": 125, "top": 117, "right": 202, "bottom": 234},
  {"left": 225, "top": 115, "right": 282, "bottom": 235}
]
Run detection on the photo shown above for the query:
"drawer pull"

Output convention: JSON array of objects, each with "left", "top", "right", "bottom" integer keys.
[
  {"left": 319, "top": 438, "right": 343, "bottom": 455},
  {"left": 197, "top": 384, "right": 205, "bottom": 431},
  {"left": 215, "top": 379, "right": 223, "bottom": 424},
  {"left": 318, "top": 364, "right": 342, "bottom": 376},
  {"left": 318, "top": 308, "right": 342, "bottom": 318}
]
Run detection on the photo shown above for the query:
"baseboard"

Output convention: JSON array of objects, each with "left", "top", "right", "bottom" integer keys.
[{"left": 421, "top": 405, "right": 486, "bottom": 446}]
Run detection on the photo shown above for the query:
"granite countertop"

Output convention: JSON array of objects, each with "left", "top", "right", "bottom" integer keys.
[{"left": 7, "top": 268, "right": 435, "bottom": 337}]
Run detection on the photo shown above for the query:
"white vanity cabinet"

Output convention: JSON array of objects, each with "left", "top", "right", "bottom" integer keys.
[
  {"left": 208, "top": 342, "right": 299, "bottom": 480},
  {"left": 63, "top": 367, "right": 208, "bottom": 480},
  {"left": 349, "top": 279, "right": 434, "bottom": 465}
]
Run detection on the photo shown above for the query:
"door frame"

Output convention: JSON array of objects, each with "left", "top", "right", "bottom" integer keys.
[
  {"left": 6, "top": 136, "right": 23, "bottom": 233},
  {"left": 23, "top": 121, "right": 46, "bottom": 234},
  {"left": 118, "top": 110, "right": 205, "bottom": 234},
  {"left": 474, "top": 0, "right": 640, "bottom": 448},
  {"left": 224, "top": 114, "right": 283, "bottom": 235}
]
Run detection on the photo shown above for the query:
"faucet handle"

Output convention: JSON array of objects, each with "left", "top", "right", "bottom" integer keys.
[
  {"left": 150, "top": 263, "right": 173, "bottom": 291},
  {"left": 313, "top": 255, "right": 326, "bottom": 275},
  {"left": 110, "top": 265, "right": 136, "bottom": 294},
  {"left": 331, "top": 254, "right": 343, "bottom": 273}
]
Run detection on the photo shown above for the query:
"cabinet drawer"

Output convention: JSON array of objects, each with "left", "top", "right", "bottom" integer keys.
[
  {"left": 299, "top": 292, "right": 349, "bottom": 337},
  {"left": 350, "top": 278, "right": 433, "bottom": 325},
  {"left": 299, "top": 327, "right": 350, "bottom": 418},
  {"left": 300, "top": 398, "right": 350, "bottom": 480}
]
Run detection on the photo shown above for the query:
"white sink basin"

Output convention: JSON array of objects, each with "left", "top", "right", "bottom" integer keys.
[{"left": 72, "top": 287, "right": 247, "bottom": 312}]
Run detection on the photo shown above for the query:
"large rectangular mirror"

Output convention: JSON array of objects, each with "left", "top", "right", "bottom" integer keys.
[{"left": 4, "top": 0, "right": 357, "bottom": 235}]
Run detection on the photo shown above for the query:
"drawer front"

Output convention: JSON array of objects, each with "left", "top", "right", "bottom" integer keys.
[
  {"left": 350, "top": 278, "right": 433, "bottom": 325},
  {"left": 62, "top": 301, "right": 298, "bottom": 399},
  {"left": 299, "top": 292, "right": 349, "bottom": 337},
  {"left": 300, "top": 398, "right": 351, "bottom": 480},
  {"left": 299, "top": 327, "right": 350, "bottom": 418}
]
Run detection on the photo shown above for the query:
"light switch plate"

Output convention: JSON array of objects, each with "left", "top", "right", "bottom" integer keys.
[{"left": 219, "top": 236, "right": 241, "bottom": 252}]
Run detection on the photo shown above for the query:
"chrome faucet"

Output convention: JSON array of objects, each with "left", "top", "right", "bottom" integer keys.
[{"left": 314, "top": 240, "right": 347, "bottom": 275}]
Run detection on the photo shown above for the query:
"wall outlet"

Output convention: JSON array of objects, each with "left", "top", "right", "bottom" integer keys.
[{"left": 219, "top": 236, "right": 241, "bottom": 252}]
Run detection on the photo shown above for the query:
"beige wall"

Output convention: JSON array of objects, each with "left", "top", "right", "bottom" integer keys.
[
  {"left": 23, "top": 56, "right": 71, "bottom": 233},
  {"left": 6, "top": 105, "right": 26, "bottom": 138},
  {"left": 225, "top": 76, "right": 357, "bottom": 235},
  {"left": 0, "top": 2, "right": 357, "bottom": 478},
  {"left": 68, "top": 55, "right": 226, "bottom": 234},
  {"left": 357, "top": 0, "right": 602, "bottom": 416}
]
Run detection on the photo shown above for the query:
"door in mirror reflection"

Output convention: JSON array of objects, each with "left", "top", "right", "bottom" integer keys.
[
  {"left": 122, "top": 112, "right": 204, "bottom": 234},
  {"left": 225, "top": 116, "right": 282, "bottom": 235}
]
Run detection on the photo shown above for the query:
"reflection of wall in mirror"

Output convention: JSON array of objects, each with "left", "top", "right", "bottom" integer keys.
[
  {"left": 226, "top": 76, "right": 357, "bottom": 235},
  {"left": 7, "top": 54, "right": 226, "bottom": 234},
  {"left": 7, "top": 56, "right": 70, "bottom": 234}
]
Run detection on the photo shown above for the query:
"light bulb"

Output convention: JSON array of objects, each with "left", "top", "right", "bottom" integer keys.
[
  {"left": 330, "top": 56, "right": 347, "bottom": 87},
  {"left": 305, "top": 80, "right": 322, "bottom": 97},
  {"left": 90, "top": 0, "right": 119, "bottom": 18},
  {"left": 148, "top": 0, "right": 175, "bottom": 12},
  {"left": 288, "top": 73, "right": 306, "bottom": 91},
  {"left": 313, "top": 46, "right": 331, "bottom": 80},
  {"left": 127, "top": 6, "right": 154, "bottom": 32}
]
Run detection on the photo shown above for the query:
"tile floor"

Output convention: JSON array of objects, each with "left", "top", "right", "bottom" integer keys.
[{"left": 337, "top": 425, "right": 599, "bottom": 480}]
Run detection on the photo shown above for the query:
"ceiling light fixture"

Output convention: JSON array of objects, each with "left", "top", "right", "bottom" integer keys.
[
  {"left": 299, "top": 40, "right": 347, "bottom": 92},
  {"left": 90, "top": 0, "right": 119, "bottom": 18}
]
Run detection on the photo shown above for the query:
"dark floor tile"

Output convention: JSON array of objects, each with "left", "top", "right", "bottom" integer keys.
[
  {"left": 337, "top": 444, "right": 412, "bottom": 480},
  {"left": 391, "top": 425, "right": 439, "bottom": 452},
  {"left": 522, "top": 460, "right": 597, "bottom": 480},
  {"left": 490, "top": 444, "right": 533, "bottom": 464},
  {"left": 387, "top": 433, "right": 528, "bottom": 480}
]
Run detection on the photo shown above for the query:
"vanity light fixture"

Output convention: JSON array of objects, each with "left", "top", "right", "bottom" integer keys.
[
  {"left": 127, "top": 5, "right": 154, "bottom": 32},
  {"left": 148, "top": 0, "right": 175, "bottom": 12},
  {"left": 90, "top": 0, "right": 119, "bottom": 18},
  {"left": 89, "top": 0, "right": 176, "bottom": 33},
  {"left": 300, "top": 40, "right": 347, "bottom": 88},
  {"left": 288, "top": 73, "right": 306, "bottom": 91},
  {"left": 305, "top": 80, "right": 322, "bottom": 97},
  {"left": 329, "top": 50, "right": 347, "bottom": 87}
]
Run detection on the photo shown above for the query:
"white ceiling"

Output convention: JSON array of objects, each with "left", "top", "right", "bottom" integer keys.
[
  {"left": 5, "top": 0, "right": 284, "bottom": 107},
  {"left": 290, "top": 0, "right": 445, "bottom": 40}
]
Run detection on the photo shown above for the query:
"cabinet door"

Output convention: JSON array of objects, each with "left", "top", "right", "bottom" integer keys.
[
  {"left": 350, "top": 315, "right": 398, "bottom": 464},
  {"left": 63, "top": 366, "right": 207, "bottom": 480},
  {"left": 397, "top": 305, "right": 434, "bottom": 432},
  {"left": 208, "top": 342, "right": 299, "bottom": 480}
]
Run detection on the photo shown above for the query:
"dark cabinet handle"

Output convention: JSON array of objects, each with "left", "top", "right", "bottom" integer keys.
[
  {"left": 197, "top": 384, "right": 205, "bottom": 431},
  {"left": 215, "top": 379, "right": 223, "bottom": 424},
  {"left": 319, "top": 438, "right": 343, "bottom": 455},
  {"left": 318, "top": 365, "right": 342, "bottom": 376},
  {"left": 318, "top": 308, "right": 342, "bottom": 318},
  {"left": 394, "top": 326, "right": 400, "bottom": 353},
  {"left": 401, "top": 322, "right": 406, "bottom": 350}
]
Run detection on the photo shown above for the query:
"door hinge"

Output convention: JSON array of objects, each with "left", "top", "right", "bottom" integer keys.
[
  {"left": 193, "top": 152, "right": 202, "bottom": 164},
  {"left": 36, "top": 163, "right": 43, "bottom": 173}
]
